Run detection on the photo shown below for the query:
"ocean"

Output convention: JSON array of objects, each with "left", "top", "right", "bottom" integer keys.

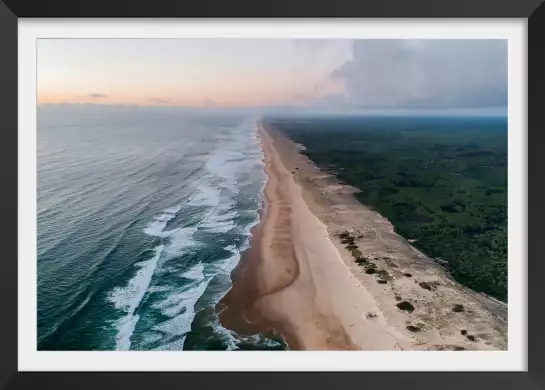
[{"left": 37, "top": 105, "right": 285, "bottom": 350}]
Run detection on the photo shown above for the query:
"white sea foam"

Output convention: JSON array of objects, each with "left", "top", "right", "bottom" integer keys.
[
  {"left": 163, "top": 205, "right": 182, "bottom": 214},
  {"left": 109, "top": 203, "right": 196, "bottom": 350},
  {"left": 152, "top": 263, "right": 205, "bottom": 317},
  {"left": 214, "top": 245, "right": 241, "bottom": 275},
  {"left": 205, "top": 246, "right": 283, "bottom": 351},
  {"left": 143, "top": 208, "right": 179, "bottom": 237},
  {"left": 198, "top": 201, "right": 237, "bottom": 234},
  {"left": 108, "top": 244, "right": 164, "bottom": 350},
  {"left": 209, "top": 317, "right": 283, "bottom": 351},
  {"left": 186, "top": 184, "right": 220, "bottom": 208},
  {"left": 147, "top": 285, "right": 170, "bottom": 294},
  {"left": 139, "top": 331, "right": 163, "bottom": 346},
  {"left": 152, "top": 338, "right": 186, "bottom": 351},
  {"left": 151, "top": 278, "right": 210, "bottom": 339},
  {"left": 109, "top": 119, "right": 269, "bottom": 350},
  {"left": 162, "top": 226, "right": 198, "bottom": 258},
  {"left": 183, "top": 262, "right": 205, "bottom": 280},
  {"left": 147, "top": 248, "right": 240, "bottom": 349}
]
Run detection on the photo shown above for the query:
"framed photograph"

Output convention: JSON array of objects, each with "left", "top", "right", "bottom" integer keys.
[{"left": 1, "top": 0, "right": 543, "bottom": 388}]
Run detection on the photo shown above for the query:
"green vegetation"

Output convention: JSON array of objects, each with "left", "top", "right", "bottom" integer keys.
[
  {"left": 269, "top": 115, "right": 507, "bottom": 301},
  {"left": 376, "top": 269, "right": 391, "bottom": 280},
  {"left": 419, "top": 281, "right": 432, "bottom": 291},
  {"left": 396, "top": 301, "right": 415, "bottom": 312},
  {"left": 351, "top": 248, "right": 363, "bottom": 258},
  {"left": 453, "top": 304, "right": 465, "bottom": 312}
]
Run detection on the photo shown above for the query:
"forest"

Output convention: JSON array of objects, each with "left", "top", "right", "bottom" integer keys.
[{"left": 268, "top": 115, "right": 508, "bottom": 302}]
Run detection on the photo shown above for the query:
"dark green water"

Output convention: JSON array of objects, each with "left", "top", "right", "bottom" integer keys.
[{"left": 38, "top": 105, "right": 285, "bottom": 350}]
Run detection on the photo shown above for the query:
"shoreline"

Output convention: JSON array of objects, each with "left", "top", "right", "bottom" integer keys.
[
  {"left": 220, "top": 120, "right": 507, "bottom": 351},
  {"left": 221, "top": 122, "right": 404, "bottom": 350},
  {"left": 218, "top": 130, "right": 301, "bottom": 348}
]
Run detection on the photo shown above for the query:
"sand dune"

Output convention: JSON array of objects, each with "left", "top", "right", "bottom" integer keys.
[{"left": 220, "top": 121, "right": 507, "bottom": 351}]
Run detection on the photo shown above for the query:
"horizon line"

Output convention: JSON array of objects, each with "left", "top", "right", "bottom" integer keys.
[{"left": 37, "top": 102, "right": 508, "bottom": 116}]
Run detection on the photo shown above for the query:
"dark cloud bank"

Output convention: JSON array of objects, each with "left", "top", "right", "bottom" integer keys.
[{"left": 319, "top": 39, "right": 507, "bottom": 110}]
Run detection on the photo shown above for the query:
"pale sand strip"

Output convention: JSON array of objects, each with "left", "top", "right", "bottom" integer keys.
[
  {"left": 221, "top": 120, "right": 507, "bottom": 350},
  {"left": 254, "top": 124, "right": 407, "bottom": 350},
  {"left": 260, "top": 122, "right": 507, "bottom": 351}
]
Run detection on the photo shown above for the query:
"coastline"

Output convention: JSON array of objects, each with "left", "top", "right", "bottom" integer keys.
[
  {"left": 220, "top": 120, "right": 507, "bottom": 351},
  {"left": 221, "top": 122, "right": 405, "bottom": 350},
  {"left": 218, "top": 132, "right": 299, "bottom": 347}
]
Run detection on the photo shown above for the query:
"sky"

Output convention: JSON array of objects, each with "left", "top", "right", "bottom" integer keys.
[{"left": 37, "top": 39, "right": 507, "bottom": 113}]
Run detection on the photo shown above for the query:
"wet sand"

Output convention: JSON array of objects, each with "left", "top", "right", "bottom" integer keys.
[{"left": 220, "top": 120, "right": 507, "bottom": 351}]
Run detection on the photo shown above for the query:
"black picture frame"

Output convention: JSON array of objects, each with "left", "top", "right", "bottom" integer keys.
[{"left": 0, "top": 0, "right": 541, "bottom": 389}]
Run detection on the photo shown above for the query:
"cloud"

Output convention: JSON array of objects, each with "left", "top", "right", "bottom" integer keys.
[
  {"left": 204, "top": 98, "right": 216, "bottom": 107},
  {"left": 86, "top": 92, "right": 107, "bottom": 99},
  {"left": 149, "top": 97, "right": 170, "bottom": 104},
  {"left": 322, "top": 40, "right": 507, "bottom": 109}
]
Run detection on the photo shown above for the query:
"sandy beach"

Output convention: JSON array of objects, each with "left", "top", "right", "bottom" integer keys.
[{"left": 220, "top": 121, "right": 507, "bottom": 351}]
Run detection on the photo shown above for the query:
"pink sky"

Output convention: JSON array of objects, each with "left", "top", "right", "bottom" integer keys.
[{"left": 38, "top": 39, "right": 352, "bottom": 107}]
